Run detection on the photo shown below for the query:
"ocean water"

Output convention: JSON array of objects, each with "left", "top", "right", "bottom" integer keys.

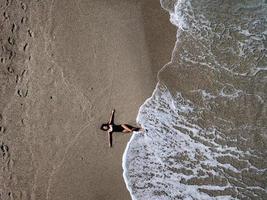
[{"left": 123, "top": 0, "right": 267, "bottom": 199}]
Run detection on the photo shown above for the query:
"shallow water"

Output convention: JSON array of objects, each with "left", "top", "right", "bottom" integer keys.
[{"left": 123, "top": 0, "right": 267, "bottom": 199}]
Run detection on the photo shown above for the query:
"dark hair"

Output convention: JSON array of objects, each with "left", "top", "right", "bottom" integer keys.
[{"left": 100, "top": 123, "right": 109, "bottom": 131}]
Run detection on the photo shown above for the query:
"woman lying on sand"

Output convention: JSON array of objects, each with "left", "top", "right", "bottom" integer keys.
[{"left": 100, "top": 109, "right": 143, "bottom": 147}]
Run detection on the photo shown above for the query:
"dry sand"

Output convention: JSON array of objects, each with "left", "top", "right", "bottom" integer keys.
[{"left": 1, "top": 0, "right": 175, "bottom": 199}]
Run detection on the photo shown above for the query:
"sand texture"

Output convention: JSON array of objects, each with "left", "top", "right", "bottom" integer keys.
[{"left": 0, "top": 0, "right": 175, "bottom": 199}]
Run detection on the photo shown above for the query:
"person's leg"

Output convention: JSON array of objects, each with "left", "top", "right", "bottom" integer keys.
[
  {"left": 122, "top": 124, "right": 144, "bottom": 133},
  {"left": 121, "top": 124, "right": 133, "bottom": 133},
  {"left": 132, "top": 127, "right": 144, "bottom": 132}
]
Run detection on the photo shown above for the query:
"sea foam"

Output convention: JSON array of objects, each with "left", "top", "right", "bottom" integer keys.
[{"left": 123, "top": 0, "right": 267, "bottom": 199}]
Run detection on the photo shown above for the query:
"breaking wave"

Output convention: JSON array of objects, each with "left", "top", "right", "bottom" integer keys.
[{"left": 123, "top": 0, "right": 267, "bottom": 199}]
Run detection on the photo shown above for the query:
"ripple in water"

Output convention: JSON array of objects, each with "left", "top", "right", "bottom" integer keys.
[{"left": 123, "top": 0, "right": 267, "bottom": 199}]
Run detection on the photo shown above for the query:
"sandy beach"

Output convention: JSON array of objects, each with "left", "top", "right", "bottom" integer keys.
[{"left": 0, "top": 0, "right": 175, "bottom": 199}]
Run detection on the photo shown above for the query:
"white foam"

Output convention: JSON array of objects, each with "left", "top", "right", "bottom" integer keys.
[
  {"left": 123, "top": 84, "right": 264, "bottom": 199},
  {"left": 169, "top": 0, "right": 190, "bottom": 30},
  {"left": 122, "top": 0, "right": 267, "bottom": 199}
]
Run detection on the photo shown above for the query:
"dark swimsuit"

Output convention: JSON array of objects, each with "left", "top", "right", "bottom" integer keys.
[{"left": 111, "top": 124, "right": 125, "bottom": 132}]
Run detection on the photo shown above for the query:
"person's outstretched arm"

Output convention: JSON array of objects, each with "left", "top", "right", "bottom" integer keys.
[
  {"left": 108, "top": 109, "right": 115, "bottom": 125},
  {"left": 108, "top": 131, "right": 113, "bottom": 147}
]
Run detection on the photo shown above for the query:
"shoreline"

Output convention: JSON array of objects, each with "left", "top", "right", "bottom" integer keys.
[
  {"left": 0, "top": 0, "right": 176, "bottom": 199},
  {"left": 42, "top": 0, "right": 176, "bottom": 199}
]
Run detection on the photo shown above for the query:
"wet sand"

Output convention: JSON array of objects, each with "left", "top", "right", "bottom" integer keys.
[{"left": 0, "top": 0, "right": 175, "bottom": 199}]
